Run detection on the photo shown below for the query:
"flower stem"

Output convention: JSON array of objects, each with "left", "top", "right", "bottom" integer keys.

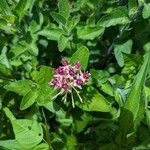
[
  {"left": 51, "top": 91, "right": 62, "bottom": 100},
  {"left": 72, "top": 87, "right": 83, "bottom": 103},
  {"left": 62, "top": 93, "right": 67, "bottom": 104},
  {"left": 71, "top": 92, "right": 75, "bottom": 108}
]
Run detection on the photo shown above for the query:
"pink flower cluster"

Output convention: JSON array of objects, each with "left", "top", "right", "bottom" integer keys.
[{"left": 50, "top": 59, "right": 90, "bottom": 93}]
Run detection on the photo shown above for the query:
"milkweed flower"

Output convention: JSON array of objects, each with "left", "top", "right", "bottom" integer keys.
[{"left": 49, "top": 59, "right": 90, "bottom": 107}]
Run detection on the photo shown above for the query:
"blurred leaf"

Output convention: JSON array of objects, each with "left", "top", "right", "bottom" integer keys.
[
  {"left": 77, "top": 26, "right": 105, "bottom": 40},
  {"left": 50, "top": 12, "right": 66, "bottom": 26},
  {"left": 58, "top": 0, "right": 70, "bottom": 19},
  {"left": 33, "top": 143, "right": 49, "bottom": 150},
  {"left": 0, "top": 0, "right": 12, "bottom": 15},
  {"left": 3, "top": 107, "right": 16, "bottom": 121},
  {"left": 0, "top": 140, "right": 23, "bottom": 150},
  {"left": 0, "top": 46, "right": 11, "bottom": 69},
  {"left": 70, "top": 46, "right": 89, "bottom": 70},
  {"left": 142, "top": 3, "right": 150, "bottom": 19},
  {"left": 15, "top": 0, "right": 32, "bottom": 21},
  {"left": 128, "top": 0, "right": 137, "bottom": 16},
  {"left": 146, "top": 109, "right": 150, "bottom": 130}
]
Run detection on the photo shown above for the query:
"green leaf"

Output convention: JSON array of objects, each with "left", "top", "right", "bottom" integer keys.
[
  {"left": 31, "top": 66, "right": 53, "bottom": 84},
  {"left": 3, "top": 107, "right": 16, "bottom": 121},
  {"left": 97, "top": 7, "right": 130, "bottom": 27},
  {"left": 0, "top": 0, "right": 12, "bottom": 15},
  {"left": 77, "top": 26, "right": 105, "bottom": 40},
  {"left": 0, "top": 46, "right": 12, "bottom": 70},
  {"left": 79, "top": 86, "right": 110, "bottom": 112},
  {"left": 100, "top": 82, "right": 114, "bottom": 97},
  {"left": 33, "top": 143, "right": 49, "bottom": 150},
  {"left": 146, "top": 109, "right": 150, "bottom": 130},
  {"left": 128, "top": 0, "right": 137, "bottom": 16},
  {"left": 0, "top": 140, "right": 23, "bottom": 150},
  {"left": 12, "top": 119, "right": 43, "bottom": 148},
  {"left": 74, "top": 112, "right": 93, "bottom": 133},
  {"left": 142, "top": 3, "right": 150, "bottom": 19},
  {"left": 58, "top": 0, "right": 70, "bottom": 19},
  {"left": 14, "top": 0, "right": 31, "bottom": 21},
  {"left": 4, "top": 80, "right": 34, "bottom": 96},
  {"left": 58, "top": 34, "right": 69, "bottom": 52},
  {"left": 36, "top": 84, "right": 57, "bottom": 106},
  {"left": 50, "top": 12, "right": 66, "bottom": 26},
  {"left": 38, "top": 27, "right": 63, "bottom": 41},
  {"left": 119, "top": 52, "right": 150, "bottom": 139},
  {"left": 3, "top": 108, "right": 43, "bottom": 148},
  {"left": 70, "top": 46, "right": 89, "bottom": 70},
  {"left": 114, "top": 40, "right": 133, "bottom": 67},
  {"left": 91, "top": 69, "right": 110, "bottom": 86},
  {"left": 20, "top": 89, "right": 38, "bottom": 110}
]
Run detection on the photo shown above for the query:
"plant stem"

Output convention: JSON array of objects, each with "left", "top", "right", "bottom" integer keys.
[{"left": 41, "top": 108, "right": 53, "bottom": 150}]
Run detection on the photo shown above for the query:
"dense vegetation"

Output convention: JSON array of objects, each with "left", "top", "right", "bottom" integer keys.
[{"left": 1, "top": 0, "right": 150, "bottom": 149}]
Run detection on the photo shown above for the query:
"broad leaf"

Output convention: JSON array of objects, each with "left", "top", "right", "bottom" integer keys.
[
  {"left": 0, "top": 140, "right": 23, "bottom": 150},
  {"left": 70, "top": 46, "right": 89, "bottom": 70},
  {"left": 4, "top": 80, "right": 34, "bottom": 96},
  {"left": 146, "top": 109, "right": 150, "bottom": 130},
  {"left": 78, "top": 86, "right": 110, "bottom": 112},
  {"left": 142, "top": 3, "right": 150, "bottom": 19},
  {"left": 119, "top": 52, "right": 150, "bottom": 140},
  {"left": 97, "top": 7, "right": 130, "bottom": 27},
  {"left": 38, "top": 27, "right": 63, "bottom": 41},
  {"left": 114, "top": 40, "right": 133, "bottom": 67},
  {"left": 58, "top": 34, "right": 69, "bottom": 52},
  {"left": 36, "top": 84, "right": 57, "bottom": 106},
  {"left": 77, "top": 26, "right": 104, "bottom": 40},
  {"left": 33, "top": 143, "right": 49, "bottom": 150},
  {"left": 20, "top": 89, "right": 38, "bottom": 110},
  {"left": 15, "top": 0, "right": 31, "bottom": 21},
  {"left": 3, "top": 108, "right": 43, "bottom": 149},
  {"left": 0, "top": 0, "right": 12, "bottom": 15},
  {"left": 58, "top": 0, "right": 70, "bottom": 19},
  {"left": 31, "top": 66, "right": 53, "bottom": 84},
  {"left": 50, "top": 12, "right": 66, "bottom": 26}
]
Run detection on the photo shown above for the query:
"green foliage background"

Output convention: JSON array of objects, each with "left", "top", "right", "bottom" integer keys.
[{"left": 1, "top": 0, "right": 150, "bottom": 149}]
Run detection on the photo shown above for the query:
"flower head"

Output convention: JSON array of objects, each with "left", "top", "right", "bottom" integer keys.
[
  {"left": 49, "top": 59, "right": 90, "bottom": 107},
  {"left": 50, "top": 59, "right": 90, "bottom": 93}
]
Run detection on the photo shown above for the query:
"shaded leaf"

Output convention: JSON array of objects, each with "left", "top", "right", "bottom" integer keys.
[
  {"left": 79, "top": 86, "right": 110, "bottom": 112},
  {"left": 114, "top": 40, "right": 133, "bottom": 67}
]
